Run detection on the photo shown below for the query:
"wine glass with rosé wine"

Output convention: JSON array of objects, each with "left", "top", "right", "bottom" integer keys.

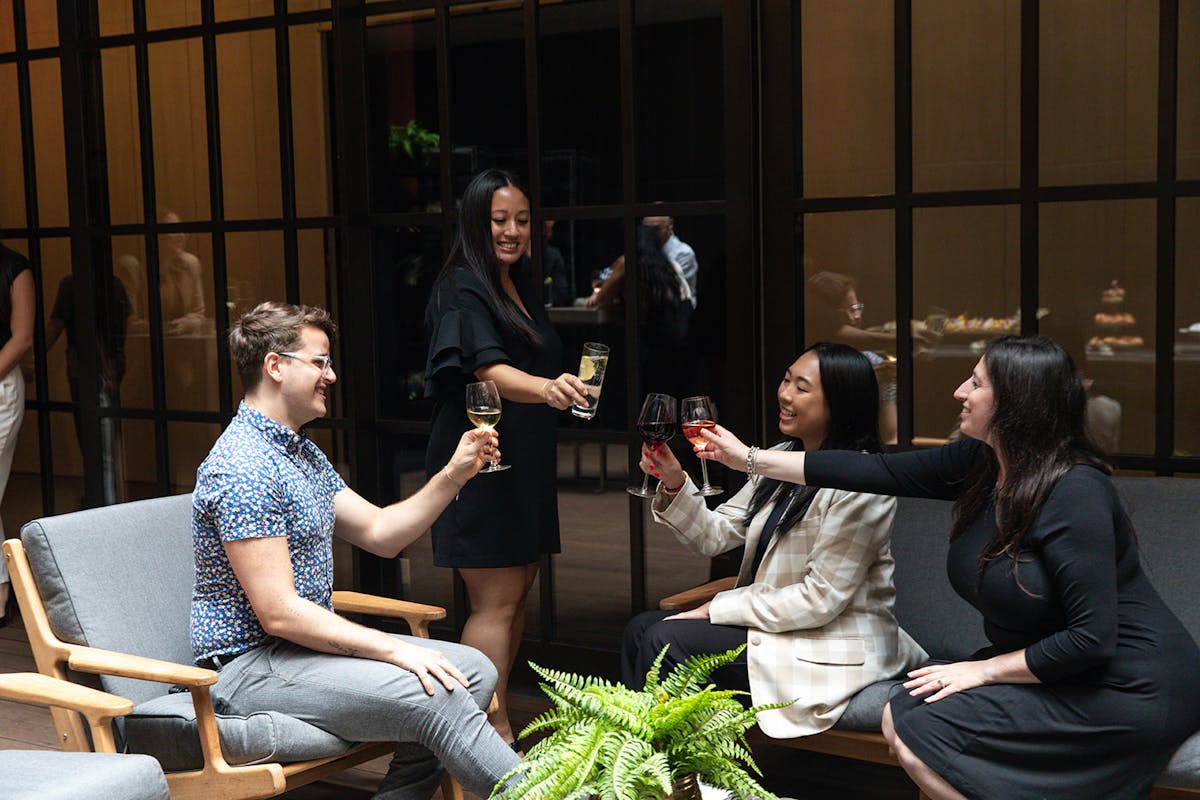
[
  {"left": 627, "top": 393, "right": 678, "bottom": 498},
  {"left": 680, "top": 395, "right": 723, "bottom": 497},
  {"left": 465, "top": 380, "right": 511, "bottom": 473}
]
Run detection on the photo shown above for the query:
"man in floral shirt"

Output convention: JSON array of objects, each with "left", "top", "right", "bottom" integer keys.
[{"left": 190, "top": 301, "right": 518, "bottom": 800}]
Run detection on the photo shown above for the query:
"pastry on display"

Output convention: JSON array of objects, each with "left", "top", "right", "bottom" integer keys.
[
  {"left": 943, "top": 314, "right": 1019, "bottom": 335},
  {"left": 1088, "top": 335, "right": 1144, "bottom": 349}
]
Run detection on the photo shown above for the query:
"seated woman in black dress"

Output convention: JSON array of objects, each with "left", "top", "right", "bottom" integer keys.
[
  {"left": 622, "top": 343, "right": 926, "bottom": 738},
  {"left": 694, "top": 335, "right": 1200, "bottom": 800}
]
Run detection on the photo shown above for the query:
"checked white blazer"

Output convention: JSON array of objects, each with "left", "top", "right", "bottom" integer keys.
[{"left": 652, "top": 470, "right": 927, "bottom": 738}]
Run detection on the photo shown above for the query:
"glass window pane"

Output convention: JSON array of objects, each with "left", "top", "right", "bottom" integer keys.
[
  {"left": 298, "top": 228, "right": 344, "bottom": 418},
  {"left": 540, "top": 0, "right": 621, "bottom": 206},
  {"left": 157, "top": 226, "right": 218, "bottom": 412},
  {"left": 799, "top": 1, "right": 894, "bottom": 198},
  {"left": 1178, "top": 198, "right": 1200, "bottom": 457},
  {"left": 39, "top": 237, "right": 73, "bottom": 404},
  {"left": 913, "top": 205, "right": 1020, "bottom": 444},
  {"left": 1040, "top": 199, "right": 1155, "bottom": 455},
  {"left": 49, "top": 411, "right": 83, "bottom": 514},
  {"left": 6, "top": 411, "right": 44, "bottom": 531},
  {"left": 448, "top": 6, "right": 527, "bottom": 189},
  {"left": 1039, "top": 0, "right": 1157, "bottom": 186},
  {"left": 365, "top": 14, "right": 440, "bottom": 213},
  {"left": 110, "top": 236, "right": 153, "bottom": 411},
  {"left": 225, "top": 229, "right": 285, "bottom": 400},
  {"left": 147, "top": 2, "right": 201, "bottom": 31},
  {"left": 1181, "top": 0, "right": 1200, "bottom": 180},
  {"left": 25, "top": 1, "right": 57, "bottom": 50},
  {"left": 214, "top": 0, "right": 274, "bottom": 22},
  {"left": 0, "top": 65, "right": 25, "bottom": 228},
  {"left": 117, "top": 418, "right": 158, "bottom": 502},
  {"left": 912, "top": 0, "right": 1019, "bottom": 191},
  {"left": 29, "top": 58, "right": 68, "bottom": 227},
  {"left": 290, "top": 0, "right": 330, "bottom": 10},
  {"left": 149, "top": 38, "right": 211, "bottom": 221},
  {"left": 101, "top": 47, "right": 144, "bottom": 225},
  {"left": 217, "top": 30, "right": 281, "bottom": 220},
  {"left": 374, "top": 224, "right": 442, "bottom": 420},
  {"left": 168, "top": 422, "right": 222, "bottom": 492},
  {"left": 634, "top": 0, "right": 723, "bottom": 202},
  {"left": 98, "top": 0, "right": 134, "bottom": 37},
  {"left": 801, "top": 210, "right": 896, "bottom": 442},
  {"left": 291, "top": 23, "right": 335, "bottom": 218},
  {"left": 0, "top": 4, "right": 15, "bottom": 51}
]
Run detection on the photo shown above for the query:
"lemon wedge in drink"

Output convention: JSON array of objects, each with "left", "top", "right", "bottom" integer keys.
[{"left": 578, "top": 356, "right": 596, "bottom": 381}]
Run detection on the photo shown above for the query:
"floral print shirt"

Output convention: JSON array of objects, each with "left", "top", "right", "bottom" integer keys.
[{"left": 190, "top": 401, "right": 346, "bottom": 662}]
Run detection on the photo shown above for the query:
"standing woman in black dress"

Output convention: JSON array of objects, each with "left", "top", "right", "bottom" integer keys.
[
  {"left": 695, "top": 335, "right": 1200, "bottom": 799},
  {"left": 424, "top": 169, "right": 588, "bottom": 746}
]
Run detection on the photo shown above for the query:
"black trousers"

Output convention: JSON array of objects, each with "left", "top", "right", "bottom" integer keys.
[{"left": 620, "top": 610, "right": 750, "bottom": 693}]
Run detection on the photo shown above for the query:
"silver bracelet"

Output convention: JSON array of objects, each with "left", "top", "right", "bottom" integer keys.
[{"left": 746, "top": 446, "right": 759, "bottom": 481}]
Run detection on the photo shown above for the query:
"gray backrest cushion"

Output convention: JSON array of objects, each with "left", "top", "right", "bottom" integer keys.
[
  {"left": 20, "top": 494, "right": 196, "bottom": 704},
  {"left": 890, "top": 496, "right": 988, "bottom": 662},
  {"left": 0, "top": 751, "right": 170, "bottom": 800},
  {"left": 1113, "top": 476, "right": 1200, "bottom": 643}
]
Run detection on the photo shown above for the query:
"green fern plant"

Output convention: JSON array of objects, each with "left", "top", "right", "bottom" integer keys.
[{"left": 491, "top": 645, "right": 794, "bottom": 800}]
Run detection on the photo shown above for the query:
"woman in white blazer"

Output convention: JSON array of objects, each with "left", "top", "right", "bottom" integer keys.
[{"left": 621, "top": 342, "right": 926, "bottom": 737}]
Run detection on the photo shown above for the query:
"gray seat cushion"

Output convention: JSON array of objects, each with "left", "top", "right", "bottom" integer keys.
[
  {"left": 19, "top": 494, "right": 360, "bottom": 768},
  {"left": 1159, "top": 731, "right": 1200, "bottom": 788},
  {"left": 123, "top": 691, "right": 352, "bottom": 771},
  {"left": 831, "top": 679, "right": 901, "bottom": 732},
  {"left": 0, "top": 750, "right": 170, "bottom": 800}
]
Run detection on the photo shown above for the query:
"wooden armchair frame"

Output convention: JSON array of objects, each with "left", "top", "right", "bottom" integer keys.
[
  {"left": 3, "top": 539, "right": 466, "bottom": 800},
  {"left": 659, "top": 578, "right": 1199, "bottom": 800}
]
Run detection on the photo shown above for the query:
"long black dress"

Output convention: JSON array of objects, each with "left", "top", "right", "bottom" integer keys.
[
  {"left": 806, "top": 439, "right": 1200, "bottom": 800},
  {"left": 424, "top": 263, "right": 563, "bottom": 568}
]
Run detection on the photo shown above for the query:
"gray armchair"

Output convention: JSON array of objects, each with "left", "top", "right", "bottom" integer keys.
[{"left": 0, "top": 672, "right": 169, "bottom": 800}]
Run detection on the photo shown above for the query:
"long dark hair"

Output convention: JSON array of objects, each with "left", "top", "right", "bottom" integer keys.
[
  {"left": 745, "top": 342, "right": 882, "bottom": 531},
  {"left": 637, "top": 223, "right": 683, "bottom": 309},
  {"left": 950, "top": 336, "right": 1110, "bottom": 585},
  {"left": 431, "top": 168, "right": 539, "bottom": 344}
]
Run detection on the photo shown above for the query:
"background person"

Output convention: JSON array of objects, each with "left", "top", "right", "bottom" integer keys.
[
  {"left": 622, "top": 342, "right": 926, "bottom": 737},
  {"left": 695, "top": 335, "right": 1200, "bottom": 800},
  {"left": 424, "top": 169, "right": 588, "bottom": 748},
  {"left": 194, "top": 301, "right": 518, "bottom": 800},
  {"left": 0, "top": 243, "right": 34, "bottom": 627}
]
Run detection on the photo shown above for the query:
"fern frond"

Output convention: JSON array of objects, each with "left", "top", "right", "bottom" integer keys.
[
  {"left": 643, "top": 644, "right": 671, "bottom": 693},
  {"left": 660, "top": 645, "right": 747, "bottom": 697}
]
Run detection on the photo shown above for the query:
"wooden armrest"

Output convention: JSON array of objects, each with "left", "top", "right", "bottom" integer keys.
[
  {"left": 910, "top": 436, "right": 949, "bottom": 448},
  {"left": 0, "top": 672, "right": 134, "bottom": 718},
  {"left": 332, "top": 591, "right": 446, "bottom": 621},
  {"left": 658, "top": 577, "right": 737, "bottom": 611},
  {"left": 67, "top": 646, "right": 218, "bottom": 687}
]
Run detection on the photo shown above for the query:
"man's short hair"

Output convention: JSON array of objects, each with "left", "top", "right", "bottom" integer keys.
[{"left": 229, "top": 301, "right": 337, "bottom": 391}]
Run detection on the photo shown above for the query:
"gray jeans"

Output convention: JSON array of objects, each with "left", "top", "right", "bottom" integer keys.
[{"left": 210, "top": 635, "right": 520, "bottom": 800}]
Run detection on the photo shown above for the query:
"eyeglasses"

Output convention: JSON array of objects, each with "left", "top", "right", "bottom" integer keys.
[
  {"left": 277, "top": 352, "right": 334, "bottom": 376},
  {"left": 846, "top": 303, "right": 865, "bottom": 314}
]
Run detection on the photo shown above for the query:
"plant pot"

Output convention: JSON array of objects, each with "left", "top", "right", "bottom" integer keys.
[{"left": 670, "top": 773, "right": 702, "bottom": 800}]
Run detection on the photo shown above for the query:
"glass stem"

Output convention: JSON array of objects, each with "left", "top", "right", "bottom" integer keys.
[
  {"left": 639, "top": 472, "right": 651, "bottom": 493},
  {"left": 699, "top": 458, "right": 711, "bottom": 488}
]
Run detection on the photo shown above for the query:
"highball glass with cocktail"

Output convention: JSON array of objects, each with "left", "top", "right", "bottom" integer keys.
[{"left": 570, "top": 342, "right": 610, "bottom": 419}]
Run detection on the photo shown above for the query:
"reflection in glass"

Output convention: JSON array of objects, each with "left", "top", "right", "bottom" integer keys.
[
  {"left": 117, "top": 419, "right": 157, "bottom": 502},
  {"left": 1177, "top": 199, "right": 1200, "bottom": 456},
  {"left": 366, "top": 16, "right": 439, "bottom": 212},
  {"left": 25, "top": 3, "right": 57, "bottom": 49},
  {"left": 540, "top": 0, "right": 621, "bottom": 206},
  {"left": 37, "top": 238, "right": 73, "bottom": 404},
  {"left": 29, "top": 58, "right": 68, "bottom": 227},
  {"left": 5, "top": 411, "right": 43, "bottom": 531},
  {"left": 168, "top": 422, "right": 222, "bottom": 493},
  {"left": 799, "top": 1, "right": 894, "bottom": 197},
  {"left": 1039, "top": 0, "right": 1157, "bottom": 186},
  {"left": 1040, "top": 200, "right": 1155, "bottom": 454},
  {"left": 217, "top": 30, "right": 281, "bottom": 220},
  {"left": 157, "top": 221, "right": 217, "bottom": 412},
  {"left": 448, "top": 8, "right": 527, "bottom": 190},
  {"left": 224, "top": 230, "right": 285, "bottom": 406},
  {"left": 98, "top": 0, "right": 134, "bottom": 37},
  {"left": 0, "top": 65, "right": 24, "bottom": 228},
  {"left": 101, "top": 47, "right": 144, "bottom": 225},
  {"left": 634, "top": 0, "right": 723, "bottom": 202},
  {"left": 913, "top": 205, "right": 1019, "bottom": 443},
  {"left": 374, "top": 225, "right": 442, "bottom": 420},
  {"left": 298, "top": 229, "right": 343, "bottom": 418},
  {"left": 149, "top": 38, "right": 210, "bottom": 221},
  {"left": 912, "top": 0, "right": 1019, "bottom": 191},
  {"left": 110, "top": 236, "right": 152, "bottom": 410},
  {"left": 50, "top": 411, "right": 83, "bottom": 514},
  {"left": 291, "top": 24, "right": 335, "bottom": 218},
  {"left": 1181, "top": 1, "right": 1200, "bottom": 179}
]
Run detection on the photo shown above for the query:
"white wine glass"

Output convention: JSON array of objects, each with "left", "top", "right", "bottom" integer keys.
[
  {"left": 680, "top": 395, "right": 723, "bottom": 497},
  {"left": 627, "top": 393, "right": 677, "bottom": 498},
  {"left": 466, "top": 380, "right": 511, "bottom": 473}
]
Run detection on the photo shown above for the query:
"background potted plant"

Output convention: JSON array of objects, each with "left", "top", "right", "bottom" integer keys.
[{"left": 491, "top": 645, "right": 792, "bottom": 800}]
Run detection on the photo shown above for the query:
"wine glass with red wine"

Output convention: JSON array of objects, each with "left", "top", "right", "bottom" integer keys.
[
  {"left": 680, "top": 395, "right": 723, "bottom": 497},
  {"left": 627, "top": 393, "right": 678, "bottom": 498}
]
